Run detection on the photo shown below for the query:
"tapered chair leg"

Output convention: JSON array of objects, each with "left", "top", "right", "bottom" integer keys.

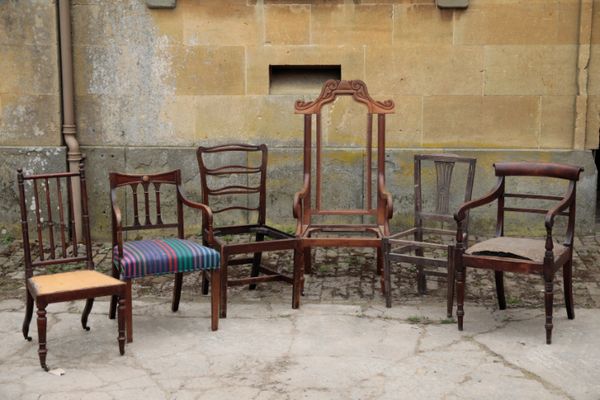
[
  {"left": 117, "top": 297, "right": 126, "bottom": 355},
  {"left": 383, "top": 241, "right": 393, "bottom": 308},
  {"left": 416, "top": 247, "right": 426, "bottom": 295},
  {"left": 494, "top": 271, "right": 506, "bottom": 310},
  {"left": 36, "top": 304, "right": 48, "bottom": 371},
  {"left": 446, "top": 245, "right": 456, "bottom": 318},
  {"left": 81, "top": 298, "right": 94, "bottom": 330},
  {"left": 211, "top": 269, "right": 220, "bottom": 331},
  {"left": 172, "top": 272, "right": 183, "bottom": 312},
  {"left": 377, "top": 247, "right": 385, "bottom": 295},
  {"left": 220, "top": 256, "right": 229, "bottom": 318},
  {"left": 304, "top": 247, "right": 312, "bottom": 275},
  {"left": 23, "top": 289, "right": 34, "bottom": 341},
  {"left": 109, "top": 264, "right": 119, "bottom": 320},
  {"left": 125, "top": 280, "right": 133, "bottom": 343},
  {"left": 292, "top": 248, "right": 302, "bottom": 309},
  {"left": 544, "top": 276, "right": 554, "bottom": 345},
  {"left": 249, "top": 233, "right": 265, "bottom": 290},
  {"left": 201, "top": 270, "right": 210, "bottom": 295},
  {"left": 563, "top": 260, "right": 575, "bottom": 320}
]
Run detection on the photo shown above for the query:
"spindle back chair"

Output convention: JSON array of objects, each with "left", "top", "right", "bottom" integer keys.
[
  {"left": 453, "top": 162, "right": 583, "bottom": 344},
  {"left": 293, "top": 80, "right": 394, "bottom": 291},
  {"left": 18, "top": 161, "right": 126, "bottom": 370},
  {"left": 197, "top": 144, "right": 301, "bottom": 317},
  {"left": 109, "top": 169, "right": 221, "bottom": 341}
]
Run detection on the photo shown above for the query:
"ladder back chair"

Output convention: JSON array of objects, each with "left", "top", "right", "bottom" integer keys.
[
  {"left": 18, "top": 161, "right": 126, "bottom": 370},
  {"left": 453, "top": 162, "right": 583, "bottom": 344},
  {"left": 108, "top": 169, "right": 220, "bottom": 342},
  {"left": 293, "top": 80, "right": 395, "bottom": 291},
  {"left": 383, "top": 154, "right": 476, "bottom": 316},
  {"left": 197, "top": 144, "right": 301, "bottom": 318}
]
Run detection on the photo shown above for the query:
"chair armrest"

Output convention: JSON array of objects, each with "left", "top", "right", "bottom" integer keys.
[
  {"left": 293, "top": 176, "right": 310, "bottom": 219},
  {"left": 544, "top": 182, "right": 576, "bottom": 249},
  {"left": 454, "top": 178, "right": 503, "bottom": 223},
  {"left": 177, "top": 187, "right": 216, "bottom": 244},
  {"left": 378, "top": 178, "right": 394, "bottom": 219}
]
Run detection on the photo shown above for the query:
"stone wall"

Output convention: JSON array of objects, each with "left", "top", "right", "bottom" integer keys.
[{"left": 1, "top": 0, "right": 599, "bottom": 239}]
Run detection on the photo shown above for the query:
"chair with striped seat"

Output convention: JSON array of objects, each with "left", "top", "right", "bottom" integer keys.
[{"left": 108, "top": 170, "right": 220, "bottom": 342}]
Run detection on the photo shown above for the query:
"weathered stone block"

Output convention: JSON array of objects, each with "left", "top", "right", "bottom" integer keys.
[
  {"left": 541, "top": 96, "right": 576, "bottom": 149},
  {"left": 0, "top": 0, "right": 57, "bottom": 46},
  {"left": 0, "top": 45, "right": 59, "bottom": 95},
  {"left": 265, "top": 5, "right": 310, "bottom": 45},
  {"left": 0, "top": 94, "right": 61, "bottom": 146},
  {"left": 394, "top": 4, "right": 453, "bottom": 45},
  {"left": 585, "top": 95, "right": 600, "bottom": 149},
  {"left": 311, "top": 4, "right": 393, "bottom": 46},
  {"left": 484, "top": 46, "right": 578, "bottom": 95},
  {"left": 366, "top": 45, "right": 483, "bottom": 96},
  {"left": 387, "top": 96, "right": 422, "bottom": 148},
  {"left": 246, "top": 46, "right": 364, "bottom": 95},
  {"left": 174, "top": 45, "right": 245, "bottom": 95}
]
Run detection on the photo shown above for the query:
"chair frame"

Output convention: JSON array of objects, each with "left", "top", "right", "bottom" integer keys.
[
  {"left": 197, "top": 144, "right": 301, "bottom": 318},
  {"left": 293, "top": 79, "right": 395, "bottom": 290},
  {"left": 18, "top": 161, "right": 126, "bottom": 370},
  {"left": 453, "top": 162, "right": 583, "bottom": 344},
  {"left": 383, "top": 154, "right": 476, "bottom": 315},
  {"left": 108, "top": 169, "right": 220, "bottom": 342}
]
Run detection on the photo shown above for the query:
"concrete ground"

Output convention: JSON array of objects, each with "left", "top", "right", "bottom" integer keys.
[{"left": 1, "top": 235, "right": 600, "bottom": 399}]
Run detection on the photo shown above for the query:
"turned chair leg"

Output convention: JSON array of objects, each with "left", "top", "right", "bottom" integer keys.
[
  {"left": 220, "top": 256, "right": 229, "bottom": 318},
  {"left": 494, "top": 271, "right": 506, "bottom": 310},
  {"left": 117, "top": 296, "right": 126, "bottom": 355},
  {"left": 563, "top": 260, "right": 575, "bottom": 320},
  {"left": 446, "top": 245, "right": 456, "bottom": 318},
  {"left": 172, "top": 272, "right": 183, "bottom": 312},
  {"left": 22, "top": 289, "right": 34, "bottom": 341},
  {"left": 455, "top": 250, "right": 466, "bottom": 331},
  {"left": 81, "top": 298, "right": 94, "bottom": 330},
  {"left": 211, "top": 269, "right": 220, "bottom": 331},
  {"left": 544, "top": 274, "right": 554, "bottom": 345},
  {"left": 125, "top": 280, "right": 133, "bottom": 343},
  {"left": 36, "top": 303, "right": 48, "bottom": 371},
  {"left": 249, "top": 233, "right": 265, "bottom": 290}
]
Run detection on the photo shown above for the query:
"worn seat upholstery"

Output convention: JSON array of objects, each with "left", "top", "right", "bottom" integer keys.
[
  {"left": 466, "top": 237, "right": 568, "bottom": 263},
  {"left": 113, "top": 238, "right": 220, "bottom": 279},
  {"left": 29, "top": 270, "right": 125, "bottom": 297}
]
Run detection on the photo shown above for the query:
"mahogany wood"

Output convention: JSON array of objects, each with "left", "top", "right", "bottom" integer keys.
[
  {"left": 293, "top": 80, "right": 394, "bottom": 293},
  {"left": 453, "top": 161, "right": 583, "bottom": 344},
  {"left": 383, "top": 154, "right": 476, "bottom": 316},
  {"left": 108, "top": 169, "right": 220, "bottom": 341},
  {"left": 197, "top": 143, "right": 301, "bottom": 318},
  {"left": 17, "top": 161, "right": 126, "bottom": 370}
]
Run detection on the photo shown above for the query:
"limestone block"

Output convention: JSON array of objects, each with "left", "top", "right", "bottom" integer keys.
[
  {"left": 311, "top": 4, "right": 393, "bottom": 46},
  {"left": 585, "top": 95, "right": 600, "bottom": 149},
  {"left": 0, "top": 94, "right": 61, "bottom": 147},
  {"left": 588, "top": 45, "right": 600, "bottom": 96},
  {"left": 484, "top": 46, "right": 578, "bottom": 96},
  {"left": 0, "top": 147, "right": 66, "bottom": 237},
  {"left": 0, "top": 45, "right": 59, "bottom": 95},
  {"left": 180, "top": 0, "right": 262, "bottom": 46},
  {"left": 174, "top": 45, "right": 245, "bottom": 95},
  {"left": 365, "top": 45, "right": 483, "bottom": 96},
  {"left": 422, "top": 96, "right": 540, "bottom": 148},
  {"left": 246, "top": 46, "right": 364, "bottom": 95},
  {"left": 265, "top": 5, "right": 310, "bottom": 45},
  {"left": 394, "top": 4, "right": 453, "bottom": 45},
  {"left": 0, "top": 0, "right": 57, "bottom": 46},
  {"left": 455, "top": 1, "right": 579, "bottom": 45},
  {"left": 540, "top": 96, "right": 576, "bottom": 149},
  {"left": 593, "top": 1, "right": 600, "bottom": 44}
]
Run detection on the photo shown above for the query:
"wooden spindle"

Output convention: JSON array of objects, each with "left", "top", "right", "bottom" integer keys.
[
  {"left": 56, "top": 177, "right": 68, "bottom": 258},
  {"left": 132, "top": 183, "right": 140, "bottom": 226},
  {"left": 66, "top": 176, "right": 78, "bottom": 255},
  {"left": 32, "top": 180, "right": 44, "bottom": 261},
  {"left": 143, "top": 181, "right": 151, "bottom": 225},
  {"left": 366, "top": 113, "right": 373, "bottom": 211},
  {"left": 155, "top": 183, "right": 163, "bottom": 225},
  {"left": 316, "top": 113, "right": 322, "bottom": 210},
  {"left": 44, "top": 178, "right": 56, "bottom": 259}
]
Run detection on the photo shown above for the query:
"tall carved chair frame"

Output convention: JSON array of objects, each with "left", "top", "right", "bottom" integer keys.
[
  {"left": 18, "top": 161, "right": 126, "bottom": 370},
  {"left": 453, "top": 162, "right": 583, "bottom": 344},
  {"left": 108, "top": 170, "right": 220, "bottom": 342},
  {"left": 293, "top": 80, "right": 395, "bottom": 290},
  {"left": 383, "top": 154, "right": 476, "bottom": 316},
  {"left": 197, "top": 144, "right": 301, "bottom": 318}
]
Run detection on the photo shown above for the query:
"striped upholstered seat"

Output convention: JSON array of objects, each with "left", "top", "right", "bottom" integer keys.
[{"left": 113, "top": 238, "right": 220, "bottom": 279}]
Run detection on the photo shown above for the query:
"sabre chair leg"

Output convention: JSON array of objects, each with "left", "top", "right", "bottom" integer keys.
[
  {"left": 23, "top": 289, "right": 34, "bottom": 341},
  {"left": 81, "top": 298, "right": 94, "bottom": 331},
  {"left": 563, "top": 260, "right": 575, "bottom": 320},
  {"left": 117, "top": 296, "right": 126, "bottom": 355},
  {"left": 494, "top": 271, "right": 506, "bottom": 310},
  {"left": 211, "top": 269, "right": 220, "bottom": 331},
  {"left": 172, "top": 272, "right": 183, "bottom": 312},
  {"left": 36, "top": 303, "right": 48, "bottom": 371}
]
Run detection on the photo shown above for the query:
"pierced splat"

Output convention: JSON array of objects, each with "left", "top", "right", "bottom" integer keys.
[{"left": 434, "top": 160, "right": 455, "bottom": 215}]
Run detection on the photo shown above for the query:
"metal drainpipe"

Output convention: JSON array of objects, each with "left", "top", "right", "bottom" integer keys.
[{"left": 58, "top": 0, "right": 83, "bottom": 239}]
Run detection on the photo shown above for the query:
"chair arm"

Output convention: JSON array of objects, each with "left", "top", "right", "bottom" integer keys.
[
  {"left": 293, "top": 177, "right": 310, "bottom": 219},
  {"left": 454, "top": 178, "right": 503, "bottom": 223},
  {"left": 378, "top": 183, "right": 394, "bottom": 219},
  {"left": 544, "top": 183, "right": 576, "bottom": 249},
  {"left": 177, "top": 188, "right": 216, "bottom": 244}
]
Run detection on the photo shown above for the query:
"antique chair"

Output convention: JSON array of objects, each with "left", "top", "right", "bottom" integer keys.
[
  {"left": 383, "top": 154, "right": 476, "bottom": 316},
  {"left": 108, "top": 169, "right": 220, "bottom": 342},
  {"left": 18, "top": 162, "right": 126, "bottom": 370},
  {"left": 293, "top": 80, "right": 394, "bottom": 291},
  {"left": 196, "top": 144, "right": 301, "bottom": 317},
  {"left": 453, "top": 162, "right": 583, "bottom": 344}
]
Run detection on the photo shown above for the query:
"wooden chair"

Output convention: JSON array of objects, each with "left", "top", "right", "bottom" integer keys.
[
  {"left": 18, "top": 161, "right": 126, "bottom": 371},
  {"left": 196, "top": 144, "right": 301, "bottom": 318},
  {"left": 383, "top": 154, "right": 476, "bottom": 316},
  {"left": 453, "top": 162, "right": 583, "bottom": 344},
  {"left": 293, "top": 80, "right": 395, "bottom": 291},
  {"left": 108, "top": 169, "right": 220, "bottom": 342}
]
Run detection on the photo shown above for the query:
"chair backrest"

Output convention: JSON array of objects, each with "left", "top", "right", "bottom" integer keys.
[
  {"left": 196, "top": 143, "right": 267, "bottom": 226},
  {"left": 492, "top": 162, "right": 583, "bottom": 242},
  {"left": 17, "top": 161, "right": 93, "bottom": 278},
  {"left": 414, "top": 154, "right": 476, "bottom": 229},
  {"left": 295, "top": 79, "right": 395, "bottom": 228},
  {"left": 109, "top": 170, "right": 184, "bottom": 246}
]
